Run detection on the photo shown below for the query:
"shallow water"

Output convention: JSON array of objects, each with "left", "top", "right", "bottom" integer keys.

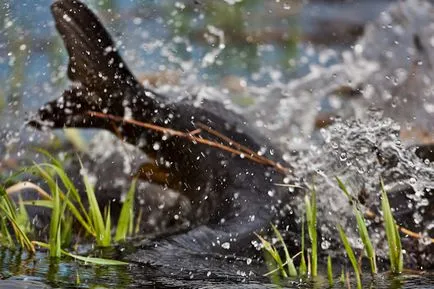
[
  {"left": 0, "top": 248, "right": 433, "bottom": 289},
  {"left": 0, "top": 0, "right": 433, "bottom": 288}
]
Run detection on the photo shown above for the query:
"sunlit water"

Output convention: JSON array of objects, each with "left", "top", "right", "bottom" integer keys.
[{"left": 0, "top": 0, "right": 433, "bottom": 288}]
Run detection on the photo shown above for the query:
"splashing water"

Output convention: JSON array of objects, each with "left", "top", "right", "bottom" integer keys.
[{"left": 0, "top": 0, "right": 433, "bottom": 287}]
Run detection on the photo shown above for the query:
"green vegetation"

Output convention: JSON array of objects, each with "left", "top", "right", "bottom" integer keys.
[
  {"left": 327, "top": 255, "right": 333, "bottom": 286},
  {"left": 0, "top": 153, "right": 410, "bottom": 277},
  {"left": 256, "top": 224, "right": 297, "bottom": 278},
  {"left": 299, "top": 218, "right": 307, "bottom": 276},
  {"left": 0, "top": 152, "right": 138, "bottom": 265},
  {"left": 0, "top": 187, "right": 34, "bottom": 253},
  {"left": 258, "top": 178, "right": 405, "bottom": 286},
  {"left": 338, "top": 224, "right": 362, "bottom": 289},
  {"left": 380, "top": 179, "right": 403, "bottom": 274},
  {"left": 337, "top": 177, "right": 377, "bottom": 274},
  {"left": 305, "top": 187, "right": 317, "bottom": 277}
]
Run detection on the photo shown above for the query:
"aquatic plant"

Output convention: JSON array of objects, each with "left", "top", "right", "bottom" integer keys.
[
  {"left": 337, "top": 224, "right": 362, "bottom": 289},
  {"left": 0, "top": 186, "right": 34, "bottom": 253},
  {"left": 115, "top": 178, "right": 137, "bottom": 242},
  {"left": 336, "top": 177, "right": 377, "bottom": 274},
  {"left": 305, "top": 186, "right": 317, "bottom": 277},
  {"left": 257, "top": 223, "right": 298, "bottom": 278},
  {"left": 80, "top": 159, "right": 112, "bottom": 247},
  {"left": 33, "top": 241, "right": 128, "bottom": 265},
  {"left": 299, "top": 217, "right": 307, "bottom": 276},
  {"left": 380, "top": 179, "right": 403, "bottom": 274},
  {"left": 48, "top": 183, "right": 62, "bottom": 258},
  {"left": 0, "top": 152, "right": 137, "bottom": 265},
  {"left": 258, "top": 177, "right": 413, "bottom": 285},
  {"left": 327, "top": 255, "right": 333, "bottom": 286},
  {"left": 256, "top": 231, "right": 290, "bottom": 278}
]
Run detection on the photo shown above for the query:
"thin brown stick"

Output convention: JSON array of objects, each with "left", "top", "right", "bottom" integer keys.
[
  {"left": 87, "top": 111, "right": 289, "bottom": 174},
  {"left": 87, "top": 111, "right": 433, "bottom": 243},
  {"left": 196, "top": 122, "right": 259, "bottom": 156},
  {"left": 196, "top": 122, "right": 288, "bottom": 172},
  {"left": 89, "top": 111, "right": 187, "bottom": 137},
  {"left": 399, "top": 226, "right": 434, "bottom": 243},
  {"left": 188, "top": 128, "right": 202, "bottom": 136}
]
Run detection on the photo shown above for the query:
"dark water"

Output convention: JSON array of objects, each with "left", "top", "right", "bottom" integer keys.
[
  {"left": 0, "top": 0, "right": 433, "bottom": 288},
  {"left": 0, "top": 248, "right": 433, "bottom": 289}
]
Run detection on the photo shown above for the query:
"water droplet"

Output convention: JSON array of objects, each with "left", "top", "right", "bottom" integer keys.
[
  {"left": 340, "top": 152, "right": 347, "bottom": 161},
  {"left": 63, "top": 14, "right": 72, "bottom": 22},
  {"left": 221, "top": 242, "right": 230, "bottom": 250},
  {"left": 153, "top": 142, "right": 161, "bottom": 150},
  {"left": 321, "top": 240, "right": 331, "bottom": 250}
]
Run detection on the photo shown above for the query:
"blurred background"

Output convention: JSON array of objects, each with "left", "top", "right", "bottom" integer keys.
[{"left": 0, "top": 0, "right": 398, "bottom": 117}]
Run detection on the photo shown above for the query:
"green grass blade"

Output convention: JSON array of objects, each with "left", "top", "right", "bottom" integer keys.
[
  {"left": 115, "top": 178, "right": 137, "bottom": 242},
  {"left": 0, "top": 217, "right": 14, "bottom": 247},
  {"left": 21, "top": 200, "right": 54, "bottom": 208},
  {"left": 380, "top": 179, "right": 403, "bottom": 274},
  {"left": 63, "top": 251, "right": 129, "bottom": 266},
  {"left": 299, "top": 217, "right": 307, "bottom": 276},
  {"left": 271, "top": 224, "right": 297, "bottom": 277},
  {"left": 0, "top": 201, "right": 35, "bottom": 253},
  {"left": 49, "top": 184, "right": 61, "bottom": 258},
  {"left": 30, "top": 163, "right": 94, "bottom": 235},
  {"left": 103, "top": 205, "right": 112, "bottom": 246},
  {"left": 33, "top": 241, "right": 128, "bottom": 265},
  {"left": 0, "top": 188, "right": 34, "bottom": 253},
  {"left": 255, "top": 233, "right": 288, "bottom": 278},
  {"left": 16, "top": 194, "right": 31, "bottom": 234},
  {"left": 327, "top": 255, "right": 333, "bottom": 286},
  {"left": 340, "top": 269, "right": 345, "bottom": 284},
  {"left": 336, "top": 176, "right": 351, "bottom": 200},
  {"left": 33, "top": 148, "right": 64, "bottom": 168},
  {"left": 61, "top": 214, "right": 73, "bottom": 248},
  {"left": 80, "top": 159, "right": 107, "bottom": 246},
  {"left": 337, "top": 176, "right": 377, "bottom": 274},
  {"left": 305, "top": 189, "right": 317, "bottom": 277},
  {"left": 354, "top": 208, "right": 377, "bottom": 274},
  {"left": 40, "top": 163, "right": 90, "bottom": 223},
  {"left": 337, "top": 224, "right": 361, "bottom": 289}
]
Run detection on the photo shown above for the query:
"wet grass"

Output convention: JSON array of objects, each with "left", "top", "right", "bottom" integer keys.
[
  {"left": 380, "top": 179, "right": 403, "bottom": 274},
  {"left": 0, "top": 153, "right": 413, "bottom": 279},
  {"left": 258, "top": 178, "right": 405, "bottom": 287},
  {"left": 0, "top": 152, "right": 136, "bottom": 265},
  {"left": 305, "top": 186, "right": 317, "bottom": 277},
  {"left": 337, "top": 176, "right": 377, "bottom": 274},
  {"left": 338, "top": 224, "right": 362, "bottom": 289}
]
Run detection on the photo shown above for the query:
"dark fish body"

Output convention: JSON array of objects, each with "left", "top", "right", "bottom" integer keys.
[{"left": 31, "top": 0, "right": 293, "bottom": 255}]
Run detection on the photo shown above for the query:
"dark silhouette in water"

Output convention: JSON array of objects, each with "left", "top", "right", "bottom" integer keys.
[{"left": 30, "top": 0, "right": 293, "bottom": 258}]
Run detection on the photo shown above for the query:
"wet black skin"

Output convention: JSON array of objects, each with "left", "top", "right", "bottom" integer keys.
[{"left": 30, "top": 0, "right": 294, "bottom": 256}]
